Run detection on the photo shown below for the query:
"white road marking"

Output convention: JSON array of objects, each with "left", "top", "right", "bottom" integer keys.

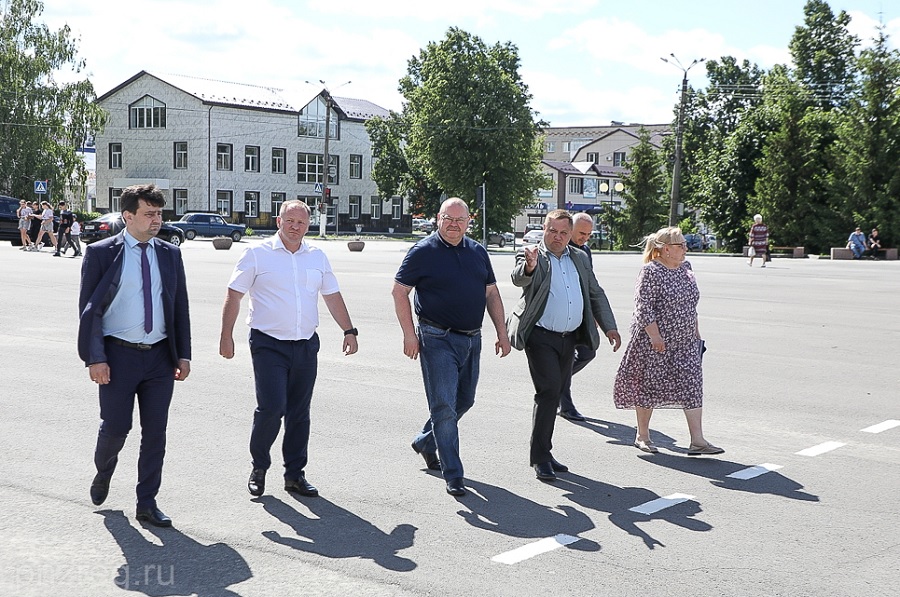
[
  {"left": 796, "top": 441, "right": 846, "bottom": 456},
  {"left": 492, "top": 534, "right": 581, "bottom": 565},
  {"left": 727, "top": 463, "right": 783, "bottom": 480},
  {"left": 628, "top": 493, "right": 695, "bottom": 515},
  {"left": 861, "top": 420, "right": 900, "bottom": 434}
]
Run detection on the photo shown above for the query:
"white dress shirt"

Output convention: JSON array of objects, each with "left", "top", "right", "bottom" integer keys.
[{"left": 227, "top": 235, "right": 340, "bottom": 341}]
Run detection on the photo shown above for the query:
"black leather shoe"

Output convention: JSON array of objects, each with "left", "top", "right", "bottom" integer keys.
[
  {"left": 136, "top": 506, "right": 172, "bottom": 527},
  {"left": 534, "top": 462, "right": 557, "bottom": 481},
  {"left": 248, "top": 468, "right": 266, "bottom": 497},
  {"left": 284, "top": 473, "right": 318, "bottom": 497},
  {"left": 411, "top": 441, "right": 441, "bottom": 471},
  {"left": 90, "top": 474, "right": 110, "bottom": 506},
  {"left": 549, "top": 457, "right": 569, "bottom": 473},
  {"left": 446, "top": 478, "right": 466, "bottom": 496},
  {"left": 558, "top": 408, "right": 586, "bottom": 422}
]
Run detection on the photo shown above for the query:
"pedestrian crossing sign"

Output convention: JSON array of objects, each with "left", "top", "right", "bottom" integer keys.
[
  {"left": 314, "top": 182, "right": 323, "bottom": 194},
  {"left": 34, "top": 180, "right": 48, "bottom": 194}
]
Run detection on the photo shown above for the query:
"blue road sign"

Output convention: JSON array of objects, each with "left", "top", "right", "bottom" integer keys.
[{"left": 34, "top": 181, "right": 48, "bottom": 194}]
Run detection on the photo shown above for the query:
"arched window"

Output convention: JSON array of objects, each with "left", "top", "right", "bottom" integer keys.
[{"left": 130, "top": 96, "right": 166, "bottom": 129}]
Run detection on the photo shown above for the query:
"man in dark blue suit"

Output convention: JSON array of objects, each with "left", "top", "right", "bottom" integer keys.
[{"left": 78, "top": 184, "right": 191, "bottom": 527}]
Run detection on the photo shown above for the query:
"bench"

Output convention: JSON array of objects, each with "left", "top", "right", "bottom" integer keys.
[
  {"left": 742, "top": 246, "right": 805, "bottom": 258},
  {"left": 831, "top": 247, "right": 897, "bottom": 260}
]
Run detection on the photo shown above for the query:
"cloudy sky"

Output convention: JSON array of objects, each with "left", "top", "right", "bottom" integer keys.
[{"left": 35, "top": 0, "right": 900, "bottom": 125}]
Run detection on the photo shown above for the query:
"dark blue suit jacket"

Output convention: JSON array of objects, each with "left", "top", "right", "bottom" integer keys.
[{"left": 78, "top": 232, "right": 191, "bottom": 367}]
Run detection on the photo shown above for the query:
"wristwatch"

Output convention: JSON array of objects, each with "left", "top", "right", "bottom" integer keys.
[{"left": 343, "top": 328, "right": 359, "bottom": 336}]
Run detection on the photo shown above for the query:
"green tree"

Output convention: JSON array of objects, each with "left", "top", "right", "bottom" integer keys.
[
  {"left": 366, "top": 111, "right": 443, "bottom": 218},
  {"left": 0, "top": 0, "right": 107, "bottom": 203},
  {"left": 789, "top": 0, "right": 859, "bottom": 110},
  {"left": 831, "top": 26, "right": 900, "bottom": 244},
  {"left": 398, "top": 27, "right": 548, "bottom": 234},
  {"left": 615, "top": 128, "right": 667, "bottom": 248}
]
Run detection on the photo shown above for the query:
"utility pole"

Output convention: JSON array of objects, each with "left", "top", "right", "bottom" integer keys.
[
  {"left": 479, "top": 182, "right": 486, "bottom": 247},
  {"left": 305, "top": 80, "right": 350, "bottom": 238},
  {"left": 661, "top": 54, "right": 704, "bottom": 226}
]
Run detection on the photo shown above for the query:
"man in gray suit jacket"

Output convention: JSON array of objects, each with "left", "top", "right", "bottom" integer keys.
[{"left": 507, "top": 209, "right": 620, "bottom": 482}]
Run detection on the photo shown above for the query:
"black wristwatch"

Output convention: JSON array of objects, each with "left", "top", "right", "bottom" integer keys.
[{"left": 343, "top": 328, "right": 358, "bottom": 336}]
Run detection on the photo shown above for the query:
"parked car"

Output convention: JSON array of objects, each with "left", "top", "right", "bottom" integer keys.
[
  {"left": 486, "top": 231, "right": 515, "bottom": 248},
  {"left": 521, "top": 229, "right": 543, "bottom": 247},
  {"left": 0, "top": 195, "right": 58, "bottom": 246},
  {"left": 81, "top": 212, "right": 185, "bottom": 246},
  {"left": 169, "top": 212, "right": 246, "bottom": 241},
  {"left": 412, "top": 218, "right": 434, "bottom": 232},
  {"left": 586, "top": 230, "right": 603, "bottom": 250},
  {"left": 684, "top": 233, "right": 708, "bottom": 251}
]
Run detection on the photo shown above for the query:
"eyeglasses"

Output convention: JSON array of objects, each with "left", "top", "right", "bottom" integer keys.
[
  {"left": 668, "top": 242, "right": 687, "bottom": 248},
  {"left": 440, "top": 215, "right": 469, "bottom": 224}
]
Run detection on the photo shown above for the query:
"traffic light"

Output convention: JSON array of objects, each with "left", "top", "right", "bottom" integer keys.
[{"left": 325, "top": 187, "right": 331, "bottom": 199}]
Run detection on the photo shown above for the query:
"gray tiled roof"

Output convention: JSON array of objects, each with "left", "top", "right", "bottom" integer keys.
[
  {"left": 155, "top": 72, "right": 298, "bottom": 111},
  {"left": 332, "top": 96, "right": 390, "bottom": 121}
]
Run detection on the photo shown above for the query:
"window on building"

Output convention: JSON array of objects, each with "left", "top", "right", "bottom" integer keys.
[
  {"left": 244, "top": 146, "right": 260, "bottom": 172},
  {"left": 129, "top": 96, "right": 166, "bottom": 129},
  {"left": 174, "top": 189, "right": 187, "bottom": 215},
  {"left": 348, "top": 195, "right": 360, "bottom": 219},
  {"left": 216, "top": 190, "right": 232, "bottom": 216},
  {"left": 613, "top": 152, "right": 627, "bottom": 167},
  {"left": 298, "top": 96, "right": 339, "bottom": 139},
  {"left": 217, "top": 144, "right": 233, "bottom": 171},
  {"left": 392, "top": 196, "right": 402, "bottom": 220},
  {"left": 271, "top": 192, "right": 286, "bottom": 216},
  {"left": 174, "top": 142, "right": 188, "bottom": 169},
  {"left": 546, "top": 141, "right": 555, "bottom": 152},
  {"left": 244, "top": 191, "right": 259, "bottom": 217},
  {"left": 349, "top": 154, "right": 362, "bottom": 179},
  {"left": 562, "top": 141, "right": 571, "bottom": 153},
  {"left": 370, "top": 197, "right": 381, "bottom": 219},
  {"left": 109, "top": 143, "right": 122, "bottom": 169},
  {"left": 110, "top": 188, "right": 123, "bottom": 212},
  {"left": 297, "top": 153, "right": 339, "bottom": 184},
  {"left": 568, "top": 177, "right": 584, "bottom": 194},
  {"left": 586, "top": 152, "right": 599, "bottom": 164},
  {"left": 272, "top": 148, "right": 286, "bottom": 174}
]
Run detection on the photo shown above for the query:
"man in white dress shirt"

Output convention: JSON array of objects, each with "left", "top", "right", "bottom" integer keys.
[{"left": 219, "top": 200, "right": 358, "bottom": 498}]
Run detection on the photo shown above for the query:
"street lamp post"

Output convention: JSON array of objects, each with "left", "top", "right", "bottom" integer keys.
[
  {"left": 661, "top": 54, "right": 704, "bottom": 227},
  {"left": 305, "top": 80, "right": 350, "bottom": 238}
]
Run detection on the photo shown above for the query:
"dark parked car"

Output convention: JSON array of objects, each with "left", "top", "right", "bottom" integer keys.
[
  {"left": 684, "top": 233, "right": 708, "bottom": 251},
  {"left": 486, "top": 231, "right": 515, "bottom": 248},
  {"left": 169, "top": 212, "right": 246, "bottom": 241},
  {"left": 0, "top": 195, "right": 58, "bottom": 246},
  {"left": 81, "top": 212, "right": 185, "bottom": 246}
]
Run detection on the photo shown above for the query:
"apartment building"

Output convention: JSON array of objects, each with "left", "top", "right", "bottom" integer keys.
[{"left": 94, "top": 71, "right": 406, "bottom": 232}]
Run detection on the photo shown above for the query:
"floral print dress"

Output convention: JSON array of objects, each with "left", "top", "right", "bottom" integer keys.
[{"left": 613, "top": 260, "right": 703, "bottom": 410}]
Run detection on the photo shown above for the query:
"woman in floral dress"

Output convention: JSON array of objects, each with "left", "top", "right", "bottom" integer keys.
[{"left": 613, "top": 226, "right": 723, "bottom": 456}]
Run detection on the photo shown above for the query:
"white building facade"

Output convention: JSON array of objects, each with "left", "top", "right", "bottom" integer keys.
[{"left": 95, "top": 71, "right": 407, "bottom": 233}]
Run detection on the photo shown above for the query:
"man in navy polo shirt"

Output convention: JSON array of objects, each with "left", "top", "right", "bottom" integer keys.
[{"left": 392, "top": 197, "right": 511, "bottom": 497}]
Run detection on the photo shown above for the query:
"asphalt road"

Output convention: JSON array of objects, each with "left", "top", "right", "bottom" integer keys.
[{"left": 1, "top": 238, "right": 897, "bottom": 597}]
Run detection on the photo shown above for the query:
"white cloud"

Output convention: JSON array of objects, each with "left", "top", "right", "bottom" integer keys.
[{"left": 305, "top": 0, "right": 598, "bottom": 21}]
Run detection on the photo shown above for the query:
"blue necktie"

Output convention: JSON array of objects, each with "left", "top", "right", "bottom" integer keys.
[{"left": 138, "top": 242, "right": 152, "bottom": 333}]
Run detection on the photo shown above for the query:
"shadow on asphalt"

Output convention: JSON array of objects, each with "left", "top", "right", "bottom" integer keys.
[
  {"left": 636, "top": 453, "right": 820, "bottom": 502},
  {"left": 258, "top": 495, "right": 417, "bottom": 572},
  {"left": 453, "top": 479, "right": 601, "bottom": 553},
  {"left": 557, "top": 472, "right": 712, "bottom": 550},
  {"left": 99, "top": 509, "right": 250, "bottom": 596},
  {"left": 567, "top": 417, "right": 678, "bottom": 449}
]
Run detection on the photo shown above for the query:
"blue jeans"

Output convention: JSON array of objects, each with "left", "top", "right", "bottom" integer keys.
[
  {"left": 850, "top": 242, "right": 865, "bottom": 258},
  {"left": 248, "top": 329, "right": 319, "bottom": 480},
  {"left": 412, "top": 323, "right": 481, "bottom": 481}
]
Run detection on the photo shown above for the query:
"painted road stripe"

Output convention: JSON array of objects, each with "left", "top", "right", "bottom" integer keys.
[
  {"left": 629, "top": 493, "right": 695, "bottom": 515},
  {"left": 492, "top": 534, "right": 581, "bottom": 565},
  {"left": 727, "top": 463, "right": 783, "bottom": 480},
  {"left": 861, "top": 420, "right": 900, "bottom": 434},
  {"left": 796, "top": 441, "right": 846, "bottom": 456}
]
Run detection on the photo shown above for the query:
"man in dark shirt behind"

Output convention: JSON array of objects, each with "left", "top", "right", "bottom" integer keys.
[
  {"left": 392, "top": 197, "right": 511, "bottom": 497},
  {"left": 54, "top": 201, "right": 75, "bottom": 257}
]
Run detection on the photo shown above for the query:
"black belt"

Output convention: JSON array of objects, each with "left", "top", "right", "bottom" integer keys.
[
  {"left": 107, "top": 337, "right": 165, "bottom": 351},
  {"left": 419, "top": 318, "right": 481, "bottom": 337},
  {"left": 534, "top": 326, "right": 577, "bottom": 338}
]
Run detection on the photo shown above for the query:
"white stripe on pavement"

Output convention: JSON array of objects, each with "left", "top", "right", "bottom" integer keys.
[
  {"left": 628, "top": 493, "right": 695, "bottom": 515},
  {"left": 492, "top": 534, "right": 581, "bottom": 565},
  {"left": 727, "top": 463, "right": 783, "bottom": 480},
  {"left": 796, "top": 441, "right": 846, "bottom": 456},
  {"left": 861, "top": 420, "right": 900, "bottom": 434}
]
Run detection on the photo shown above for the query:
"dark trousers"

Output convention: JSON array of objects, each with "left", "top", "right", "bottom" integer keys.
[
  {"left": 558, "top": 344, "right": 596, "bottom": 411},
  {"left": 248, "top": 329, "right": 319, "bottom": 480},
  {"left": 94, "top": 339, "right": 174, "bottom": 508},
  {"left": 56, "top": 229, "right": 72, "bottom": 252},
  {"left": 525, "top": 326, "right": 577, "bottom": 465}
]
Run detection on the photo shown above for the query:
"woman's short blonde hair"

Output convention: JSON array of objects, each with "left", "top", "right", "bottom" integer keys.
[{"left": 640, "top": 226, "right": 683, "bottom": 264}]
